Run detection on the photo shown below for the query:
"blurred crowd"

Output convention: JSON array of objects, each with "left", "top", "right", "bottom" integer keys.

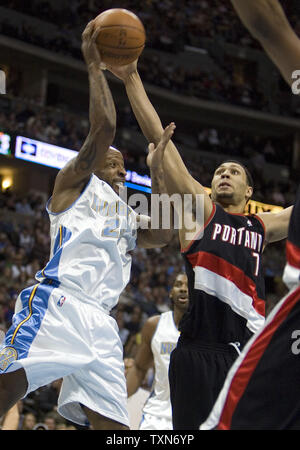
[
  {"left": 1, "top": 0, "right": 300, "bottom": 115},
  {"left": 138, "top": 53, "right": 266, "bottom": 112},
  {"left": 1, "top": 383, "right": 79, "bottom": 430},
  {"left": 0, "top": 94, "right": 297, "bottom": 210},
  {"left": 1, "top": 0, "right": 299, "bottom": 51},
  {"left": 0, "top": 97, "right": 89, "bottom": 152}
]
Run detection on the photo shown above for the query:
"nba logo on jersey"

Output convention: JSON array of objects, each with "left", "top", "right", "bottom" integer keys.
[{"left": 57, "top": 295, "right": 66, "bottom": 307}]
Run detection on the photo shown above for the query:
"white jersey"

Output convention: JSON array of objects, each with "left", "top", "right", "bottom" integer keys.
[
  {"left": 142, "top": 311, "right": 180, "bottom": 420},
  {"left": 36, "top": 174, "right": 137, "bottom": 313}
]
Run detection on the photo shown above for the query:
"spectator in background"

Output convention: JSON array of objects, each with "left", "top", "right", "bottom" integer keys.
[
  {"left": 33, "top": 379, "right": 62, "bottom": 418},
  {"left": 0, "top": 267, "right": 13, "bottom": 289},
  {"left": 4, "top": 297, "right": 16, "bottom": 328},
  {"left": 271, "top": 185, "right": 286, "bottom": 206},
  {"left": 43, "top": 411, "right": 61, "bottom": 430},
  {"left": 263, "top": 139, "right": 276, "bottom": 162},
  {"left": 15, "top": 198, "right": 34, "bottom": 216},
  {"left": 44, "top": 119, "right": 61, "bottom": 142},
  {"left": 0, "top": 305, "right": 6, "bottom": 330},
  {"left": 19, "top": 227, "right": 34, "bottom": 255},
  {"left": 125, "top": 305, "right": 144, "bottom": 337},
  {"left": 33, "top": 422, "right": 49, "bottom": 430},
  {"left": 20, "top": 412, "right": 37, "bottom": 430},
  {"left": 116, "top": 310, "right": 131, "bottom": 347},
  {"left": 11, "top": 249, "right": 27, "bottom": 280}
]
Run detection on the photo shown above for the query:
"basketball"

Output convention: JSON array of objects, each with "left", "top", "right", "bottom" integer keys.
[{"left": 94, "top": 9, "right": 146, "bottom": 67}]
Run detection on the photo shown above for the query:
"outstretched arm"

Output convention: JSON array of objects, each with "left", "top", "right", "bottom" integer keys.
[
  {"left": 137, "top": 123, "right": 176, "bottom": 248},
  {"left": 258, "top": 206, "right": 293, "bottom": 244},
  {"left": 50, "top": 21, "right": 116, "bottom": 212},
  {"left": 106, "top": 63, "right": 213, "bottom": 249},
  {"left": 230, "top": 0, "right": 300, "bottom": 87}
]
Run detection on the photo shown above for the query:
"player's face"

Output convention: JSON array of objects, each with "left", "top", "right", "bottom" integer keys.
[
  {"left": 95, "top": 148, "right": 127, "bottom": 195},
  {"left": 170, "top": 273, "right": 189, "bottom": 312},
  {"left": 211, "top": 163, "right": 253, "bottom": 207}
]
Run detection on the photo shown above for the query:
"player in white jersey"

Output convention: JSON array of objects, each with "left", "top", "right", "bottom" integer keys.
[
  {"left": 125, "top": 273, "right": 189, "bottom": 430},
  {"left": 0, "top": 21, "right": 174, "bottom": 430}
]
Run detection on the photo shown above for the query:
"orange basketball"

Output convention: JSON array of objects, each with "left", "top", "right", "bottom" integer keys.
[{"left": 94, "top": 9, "right": 146, "bottom": 67}]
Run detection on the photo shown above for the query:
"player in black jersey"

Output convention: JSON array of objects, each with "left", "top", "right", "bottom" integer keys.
[
  {"left": 201, "top": 187, "right": 300, "bottom": 430},
  {"left": 106, "top": 46, "right": 293, "bottom": 429},
  {"left": 198, "top": 0, "right": 300, "bottom": 430}
]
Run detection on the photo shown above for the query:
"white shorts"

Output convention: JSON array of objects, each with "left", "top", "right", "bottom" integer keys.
[
  {"left": 139, "top": 413, "right": 173, "bottom": 430},
  {"left": 0, "top": 281, "right": 129, "bottom": 427}
]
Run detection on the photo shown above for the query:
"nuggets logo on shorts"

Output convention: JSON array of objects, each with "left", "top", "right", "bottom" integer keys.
[{"left": 0, "top": 347, "right": 18, "bottom": 371}]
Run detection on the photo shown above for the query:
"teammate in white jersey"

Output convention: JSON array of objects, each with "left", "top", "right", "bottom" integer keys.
[
  {"left": 125, "top": 273, "right": 189, "bottom": 430},
  {"left": 0, "top": 21, "right": 174, "bottom": 430}
]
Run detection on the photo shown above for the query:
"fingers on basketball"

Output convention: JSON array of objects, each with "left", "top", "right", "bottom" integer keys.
[{"left": 82, "top": 20, "right": 95, "bottom": 39}]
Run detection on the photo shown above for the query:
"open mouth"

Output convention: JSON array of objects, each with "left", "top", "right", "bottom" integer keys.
[
  {"left": 219, "top": 182, "right": 232, "bottom": 188},
  {"left": 178, "top": 297, "right": 188, "bottom": 303}
]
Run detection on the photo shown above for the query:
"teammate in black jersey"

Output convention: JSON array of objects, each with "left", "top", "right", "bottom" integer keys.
[
  {"left": 106, "top": 47, "right": 293, "bottom": 430},
  {"left": 198, "top": 0, "right": 300, "bottom": 430}
]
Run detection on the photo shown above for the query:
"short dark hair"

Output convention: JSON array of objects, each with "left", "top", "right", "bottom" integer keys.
[{"left": 219, "top": 160, "right": 254, "bottom": 188}]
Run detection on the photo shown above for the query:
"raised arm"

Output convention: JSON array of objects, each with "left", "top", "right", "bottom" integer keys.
[
  {"left": 50, "top": 21, "right": 116, "bottom": 213},
  {"left": 106, "top": 63, "right": 213, "bottom": 249},
  {"left": 137, "top": 123, "right": 176, "bottom": 248},
  {"left": 230, "top": 0, "right": 300, "bottom": 87}
]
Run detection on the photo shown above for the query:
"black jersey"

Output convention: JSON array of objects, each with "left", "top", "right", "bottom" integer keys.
[
  {"left": 200, "top": 189, "right": 299, "bottom": 431},
  {"left": 179, "top": 203, "right": 266, "bottom": 347}
]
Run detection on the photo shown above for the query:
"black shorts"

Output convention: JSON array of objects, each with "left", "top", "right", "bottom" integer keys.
[
  {"left": 201, "top": 285, "right": 300, "bottom": 430},
  {"left": 168, "top": 340, "right": 238, "bottom": 430}
]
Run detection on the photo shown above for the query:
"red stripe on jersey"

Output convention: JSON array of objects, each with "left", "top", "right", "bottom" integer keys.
[
  {"left": 217, "top": 285, "right": 300, "bottom": 429},
  {"left": 286, "top": 240, "right": 300, "bottom": 269},
  {"left": 187, "top": 251, "right": 265, "bottom": 317}
]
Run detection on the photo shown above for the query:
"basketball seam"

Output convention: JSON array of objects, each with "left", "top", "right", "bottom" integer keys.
[
  {"left": 98, "top": 24, "right": 145, "bottom": 34},
  {"left": 98, "top": 43, "right": 145, "bottom": 50}
]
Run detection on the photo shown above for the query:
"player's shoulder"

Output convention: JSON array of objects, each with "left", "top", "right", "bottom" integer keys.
[
  {"left": 141, "top": 314, "right": 161, "bottom": 340},
  {"left": 145, "top": 314, "right": 161, "bottom": 328}
]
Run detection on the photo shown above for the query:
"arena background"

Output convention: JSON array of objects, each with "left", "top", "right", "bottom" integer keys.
[{"left": 0, "top": 0, "right": 299, "bottom": 430}]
